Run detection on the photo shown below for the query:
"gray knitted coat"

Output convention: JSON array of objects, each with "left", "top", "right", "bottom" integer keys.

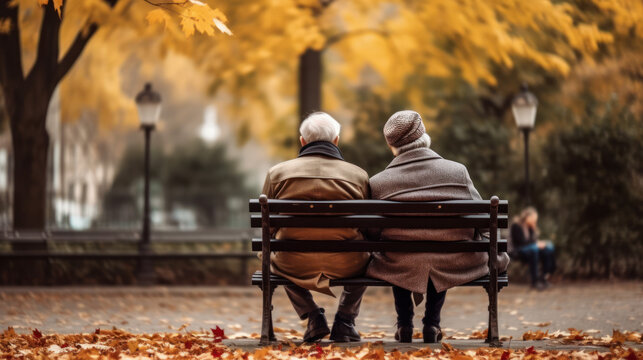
[{"left": 365, "top": 147, "right": 510, "bottom": 293}]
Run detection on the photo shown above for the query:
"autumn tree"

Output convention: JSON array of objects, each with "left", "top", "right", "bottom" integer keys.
[
  {"left": 2, "top": 0, "right": 641, "bottom": 230},
  {"left": 158, "top": 0, "right": 629, "bottom": 157},
  {"left": 0, "top": 0, "right": 230, "bottom": 230}
]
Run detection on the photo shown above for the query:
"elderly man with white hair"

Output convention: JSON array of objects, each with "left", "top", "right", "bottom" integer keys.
[{"left": 262, "top": 112, "right": 370, "bottom": 343}]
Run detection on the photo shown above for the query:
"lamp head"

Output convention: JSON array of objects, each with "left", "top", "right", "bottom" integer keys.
[
  {"left": 511, "top": 83, "right": 538, "bottom": 130},
  {"left": 136, "top": 83, "right": 162, "bottom": 128}
]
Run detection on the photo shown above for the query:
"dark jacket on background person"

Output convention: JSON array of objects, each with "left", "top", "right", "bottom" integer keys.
[
  {"left": 261, "top": 141, "right": 370, "bottom": 296},
  {"left": 510, "top": 223, "right": 536, "bottom": 250},
  {"left": 365, "top": 147, "right": 510, "bottom": 294}
]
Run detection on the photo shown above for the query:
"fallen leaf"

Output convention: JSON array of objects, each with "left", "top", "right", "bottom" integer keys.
[
  {"left": 211, "top": 326, "right": 225, "bottom": 342},
  {"left": 469, "top": 329, "right": 488, "bottom": 339},
  {"left": 127, "top": 339, "right": 138, "bottom": 353},
  {"left": 612, "top": 330, "right": 626, "bottom": 345},
  {"left": 212, "top": 346, "right": 224, "bottom": 358},
  {"left": 522, "top": 330, "right": 548, "bottom": 340},
  {"left": 501, "top": 350, "right": 510, "bottom": 360}
]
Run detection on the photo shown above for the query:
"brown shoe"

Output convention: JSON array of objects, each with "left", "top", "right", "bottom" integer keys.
[{"left": 303, "top": 308, "right": 330, "bottom": 343}]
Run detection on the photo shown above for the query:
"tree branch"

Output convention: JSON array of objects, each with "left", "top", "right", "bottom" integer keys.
[
  {"left": 56, "top": 23, "right": 98, "bottom": 82},
  {"left": 142, "top": 0, "right": 184, "bottom": 16},
  {"left": 0, "top": 0, "right": 24, "bottom": 89},
  {"left": 143, "top": 0, "right": 188, "bottom": 6},
  {"left": 26, "top": 0, "right": 61, "bottom": 89},
  {"left": 325, "top": 28, "right": 390, "bottom": 47},
  {"left": 56, "top": 0, "right": 121, "bottom": 82}
]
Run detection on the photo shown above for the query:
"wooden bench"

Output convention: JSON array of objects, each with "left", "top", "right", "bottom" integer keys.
[{"left": 249, "top": 195, "right": 509, "bottom": 346}]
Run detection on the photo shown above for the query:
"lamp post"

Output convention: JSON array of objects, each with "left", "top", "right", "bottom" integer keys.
[
  {"left": 135, "top": 83, "right": 162, "bottom": 285},
  {"left": 511, "top": 83, "right": 538, "bottom": 205}
]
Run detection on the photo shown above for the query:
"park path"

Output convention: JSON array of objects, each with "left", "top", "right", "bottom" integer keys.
[{"left": 1, "top": 282, "right": 641, "bottom": 342}]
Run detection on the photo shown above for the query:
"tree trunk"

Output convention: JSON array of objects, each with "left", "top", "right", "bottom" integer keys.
[
  {"left": 5, "top": 94, "right": 51, "bottom": 285},
  {"left": 298, "top": 49, "right": 322, "bottom": 123},
  {"left": 11, "top": 106, "right": 50, "bottom": 230}
]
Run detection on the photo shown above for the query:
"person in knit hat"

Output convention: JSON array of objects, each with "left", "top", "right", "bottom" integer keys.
[{"left": 366, "top": 110, "right": 510, "bottom": 344}]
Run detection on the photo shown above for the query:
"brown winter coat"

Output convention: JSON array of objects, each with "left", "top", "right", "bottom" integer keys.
[
  {"left": 365, "top": 148, "right": 510, "bottom": 293},
  {"left": 262, "top": 144, "right": 371, "bottom": 296}
]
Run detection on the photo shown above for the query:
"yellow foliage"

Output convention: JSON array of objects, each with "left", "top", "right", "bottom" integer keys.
[
  {"left": 146, "top": 9, "right": 171, "bottom": 29},
  {"left": 5, "top": 0, "right": 641, "bottom": 156},
  {"left": 179, "top": 4, "right": 230, "bottom": 37}
]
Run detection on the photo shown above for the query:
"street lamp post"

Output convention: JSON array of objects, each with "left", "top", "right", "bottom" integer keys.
[
  {"left": 511, "top": 83, "right": 538, "bottom": 205},
  {"left": 135, "top": 83, "right": 162, "bottom": 285}
]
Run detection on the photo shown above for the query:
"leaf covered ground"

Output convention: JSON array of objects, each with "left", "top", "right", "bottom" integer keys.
[
  {"left": 2, "top": 327, "right": 642, "bottom": 360},
  {"left": 2, "top": 284, "right": 642, "bottom": 359}
]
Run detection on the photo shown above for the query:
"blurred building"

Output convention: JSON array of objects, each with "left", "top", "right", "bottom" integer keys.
[
  {"left": 48, "top": 89, "right": 119, "bottom": 229},
  {"left": 0, "top": 89, "right": 119, "bottom": 230},
  {"left": 199, "top": 104, "right": 272, "bottom": 190}
]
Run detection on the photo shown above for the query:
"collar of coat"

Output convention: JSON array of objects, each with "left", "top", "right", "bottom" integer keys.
[
  {"left": 298, "top": 141, "right": 344, "bottom": 161},
  {"left": 387, "top": 147, "right": 442, "bottom": 169}
]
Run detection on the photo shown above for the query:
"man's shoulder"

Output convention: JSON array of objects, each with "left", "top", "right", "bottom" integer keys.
[
  {"left": 339, "top": 160, "right": 369, "bottom": 180},
  {"left": 268, "top": 156, "right": 368, "bottom": 183},
  {"left": 267, "top": 158, "right": 300, "bottom": 175}
]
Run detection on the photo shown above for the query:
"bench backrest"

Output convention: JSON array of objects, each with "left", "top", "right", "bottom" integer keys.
[
  {"left": 249, "top": 195, "right": 508, "bottom": 253},
  {"left": 250, "top": 198, "right": 507, "bottom": 227}
]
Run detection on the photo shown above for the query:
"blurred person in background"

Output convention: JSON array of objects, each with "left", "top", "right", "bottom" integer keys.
[
  {"left": 510, "top": 207, "right": 556, "bottom": 290},
  {"left": 262, "top": 112, "right": 370, "bottom": 343},
  {"left": 365, "top": 110, "right": 510, "bottom": 343}
]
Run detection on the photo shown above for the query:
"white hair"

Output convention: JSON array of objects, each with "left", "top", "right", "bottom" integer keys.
[
  {"left": 299, "top": 112, "right": 341, "bottom": 143},
  {"left": 391, "top": 133, "right": 431, "bottom": 156}
]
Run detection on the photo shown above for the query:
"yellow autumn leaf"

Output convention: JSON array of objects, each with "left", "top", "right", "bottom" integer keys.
[
  {"left": 180, "top": 16, "right": 196, "bottom": 37},
  {"left": 53, "top": 0, "right": 62, "bottom": 16},
  {"left": 127, "top": 339, "right": 138, "bottom": 353},
  {"left": 146, "top": 9, "right": 171, "bottom": 29}
]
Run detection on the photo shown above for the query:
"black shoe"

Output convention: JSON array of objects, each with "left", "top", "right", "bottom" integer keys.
[
  {"left": 394, "top": 325, "right": 413, "bottom": 343},
  {"left": 423, "top": 325, "right": 443, "bottom": 343},
  {"left": 330, "top": 312, "right": 360, "bottom": 342},
  {"left": 303, "top": 308, "right": 330, "bottom": 343},
  {"left": 531, "top": 282, "right": 546, "bottom": 291}
]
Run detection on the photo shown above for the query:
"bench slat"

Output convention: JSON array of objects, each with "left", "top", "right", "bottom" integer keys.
[
  {"left": 249, "top": 199, "right": 508, "bottom": 214},
  {"left": 251, "top": 271, "right": 508, "bottom": 289},
  {"left": 250, "top": 214, "right": 508, "bottom": 229},
  {"left": 251, "top": 238, "right": 507, "bottom": 253}
]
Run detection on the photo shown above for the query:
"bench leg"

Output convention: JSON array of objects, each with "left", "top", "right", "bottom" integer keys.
[
  {"left": 485, "top": 286, "right": 501, "bottom": 347},
  {"left": 269, "top": 286, "right": 276, "bottom": 341},
  {"left": 260, "top": 284, "right": 277, "bottom": 345}
]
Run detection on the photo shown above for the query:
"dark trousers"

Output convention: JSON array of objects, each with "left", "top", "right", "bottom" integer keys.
[
  {"left": 285, "top": 285, "right": 367, "bottom": 320},
  {"left": 392, "top": 278, "right": 446, "bottom": 328},
  {"left": 518, "top": 242, "right": 556, "bottom": 285}
]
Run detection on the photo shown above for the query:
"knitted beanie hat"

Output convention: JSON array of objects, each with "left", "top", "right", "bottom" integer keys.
[{"left": 383, "top": 110, "right": 426, "bottom": 148}]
